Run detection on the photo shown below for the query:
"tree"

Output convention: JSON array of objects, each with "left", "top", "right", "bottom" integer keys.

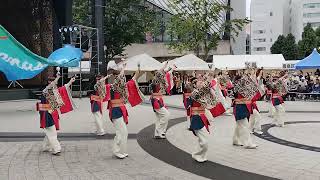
[
  {"left": 270, "top": 35, "right": 285, "bottom": 54},
  {"left": 104, "top": 0, "right": 160, "bottom": 60},
  {"left": 271, "top": 34, "right": 298, "bottom": 60},
  {"left": 72, "top": 0, "right": 91, "bottom": 26},
  {"left": 315, "top": 26, "right": 320, "bottom": 48},
  {"left": 283, "top": 33, "right": 298, "bottom": 60},
  {"left": 297, "top": 23, "right": 317, "bottom": 58},
  {"left": 167, "top": 0, "right": 250, "bottom": 61}
]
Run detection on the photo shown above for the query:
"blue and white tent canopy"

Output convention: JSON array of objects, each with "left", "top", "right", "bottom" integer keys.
[{"left": 295, "top": 48, "right": 320, "bottom": 69}]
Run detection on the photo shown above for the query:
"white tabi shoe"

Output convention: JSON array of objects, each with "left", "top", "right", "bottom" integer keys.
[
  {"left": 232, "top": 142, "right": 244, "bottom": 146},
  {"left": 52, "top": 151, "right": 61, "bottom": 156},
  {"left": 154, "top": 135, "right": 166, "bottom": 139},
  {"left": 244, "top": 144, "right": 258, "bottom": 149},
  {"left": 42, "top": 147, "right": 53, "bottom": 152},
  {"left": 254, "top": 130, "right": 263, "bottom": 135},
  {"left": 114, "top": 153, "right": 126, "bottom": 159},
  {"left": 192, "top": 155, "right": 208, "bottom": 163},
  {"left": 123, "top": 153, "right": 129, "bottom": 157},
  {"left": 96, "top": 132, "right": 106, "bottom": 136}
]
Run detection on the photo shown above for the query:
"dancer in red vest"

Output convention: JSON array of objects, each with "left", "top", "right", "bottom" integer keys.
[
  {"left": 106, "top": 60, "right": 144, "bottom": 159},
  {"left": 186, "top": 75, "right": 225, "bottom": 162},
  {"left": 249, "top": 69, "right": 265, "bottom": 134},
  {"left": 182, "top": 77, "right": 193, "bottom": 129},
  {"left": 150, "top": 61, "right": 174, "bottom": 139},
  {"left": 232, "top": 72, "right": 259, "bottom": 149},
  {"left": 37, "top": 74, "right": 75, "bottom": 155},
  {"left": 90, "top": 74, "right": 110, "bottom": 136},
  {"left": 271, "top": 72, "right": 288, "bottom": 127}
]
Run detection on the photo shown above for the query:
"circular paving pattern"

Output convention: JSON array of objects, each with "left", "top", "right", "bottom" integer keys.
[
  {"left": 137, "top": 117, "right": 277, "bottom": 180},
  {"left": 254, "top": 121, "right": 320, "bottom": 152}
]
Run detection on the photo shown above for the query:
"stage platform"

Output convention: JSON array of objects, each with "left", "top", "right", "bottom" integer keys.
[{"left": 0, "top": 88, "right": 40, "bottom": 101}]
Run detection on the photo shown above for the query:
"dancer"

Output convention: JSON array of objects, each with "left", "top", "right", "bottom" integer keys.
[
  {"left": 271, "top": 72, "right": 288, "bottom": 127},
  {"left": 150, "top": 62, "right": 174, "bottom": 139},
  {"left": 209, "top": 73, "right": 229, "bottom": 118},
  {"left": 182, "top": 76, "right": 193, "bottom": 129},
  {"left": 232, "top": 71, "right": 259, "bottom": 149},
  {"left": 249, "top": 69, "right": 265, "bottom": 134},
  {"left": 186, "top": 75, "right": 223, "bottom": 162},
  {"left": 218, "top": 72, "right": 233, "bottom": 115},
  {"left": 90, "top": 74, "right": 110, "bottom": 136},
  {"left": 37, "top": 73, "right": 75, "bottom": 155},
  {"left": 106, "top": 60, "right": 144, "bottom": 159}
]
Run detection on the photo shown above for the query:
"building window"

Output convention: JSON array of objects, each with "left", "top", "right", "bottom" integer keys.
[
  {"left": 270, "top": 12, "right": 273, "bottom": 16},
  {"left": 303, "top": 13, "right": 320, "bottom": 18},
  {"left": 253, "top": 30, "right": 265, "bottom": 34},
  {"left": 270, "top": 38, "right": 272, "bottom": 42},
  {"left": 303, "top": 3, "right": 320, "bottom": 8},
  {"left": 254, "top": 47, "right": 266, "bottom": 51},
  {"left": 254, "top": 38, "right": 266, "bottom": 42}
]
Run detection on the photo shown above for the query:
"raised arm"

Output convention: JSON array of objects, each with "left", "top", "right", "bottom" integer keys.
[
  {"left": 160, "top": 61, "right": 168, "bottom": 72},
  {"left": 132, "top": 63, "right": 142, "bottom": 81},
  {"left": 65, "top": 76, "right": 76, "bottom": 88}
]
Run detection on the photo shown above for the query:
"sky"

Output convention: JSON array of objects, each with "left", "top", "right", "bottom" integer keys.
[{"left": 246, "top": 0, "right": 251, "bottom": 18}]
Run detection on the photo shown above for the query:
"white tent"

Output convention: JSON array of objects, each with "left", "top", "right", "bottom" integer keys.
[
  {"left": 124, "top": 53, "right": 163, "bottom": 71},
  {"left": 212, "top": 54, "right": 286, "bottom": 70},
  {"left": 168, "top": 54, "right": 211, "bottom": 71}
]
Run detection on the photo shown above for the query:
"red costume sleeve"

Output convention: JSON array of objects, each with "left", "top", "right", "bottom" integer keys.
[
  {"left": 127, "top": 79, "right": 144, "bottom": 107},
  {"left": 166, "top": 71, "right": 173, "bottom": 95},
  {"left": 103, "top": 84, "right": 111, "bottom": 102},
  {"left": 58, "top": 86, "right": 73, "bottom": 114}
]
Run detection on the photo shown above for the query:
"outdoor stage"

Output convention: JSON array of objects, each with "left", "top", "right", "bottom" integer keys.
[{"left": 0, "top": 88, "right": 40, "bottom": 101}]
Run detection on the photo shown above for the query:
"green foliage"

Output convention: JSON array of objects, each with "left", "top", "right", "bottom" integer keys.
[
  {"left": 297, "top": 23, "right": 317, "bottom": 58},
  {"left": 167, "top": 0, "right": 250, "bottom": 60},
  {"left": 72, "top": 0, "right": 91, "bottom": 26},
  {"left": 270, "top": 35, "right": 285, "bottom": 54},
  {"left": 104, "top": 0, "right": 160, "bottom": 59},
  {"left": 72, "top": 0, "right": 160, "bottom": 60},
  {"left": 271, "top": 34, "right": 298, "bottom": 60}
]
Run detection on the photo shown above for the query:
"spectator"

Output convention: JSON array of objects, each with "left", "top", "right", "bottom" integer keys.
[
  {"left": 307, "top": 80, "right": 314, "bottom": 93},
  {"left": 298, "top": 77, "right": 307, "bottom": 93},
  {"left": 315, "top": 69, "right": 320, "bottom": 76},
  {"left": 312, "top": 79, "right": 320, "bottom": 100},
  {"left": 298, "top": 70, "right": 304, "bottom": 80},
  {"left": 312, "top": 79, "right": 320, "bottom": 93},
  {"left": 305, "top": 72, "right": 311, "bottom": 82},
  {"left": 292, "top": 73, "right": 300, "bottom": 82}
]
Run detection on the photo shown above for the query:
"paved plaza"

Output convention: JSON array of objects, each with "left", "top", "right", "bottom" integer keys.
[{"left": 0, "top": 96, "right": 320, "bottom": 180}]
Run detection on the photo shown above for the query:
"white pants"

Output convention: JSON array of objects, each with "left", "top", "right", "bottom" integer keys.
[
  {"left": 42, "top": 125, "right": 61, "bottom": 154},
  {"left": 249, "top": 109, "right": 262, "bottom": 132},
  {"left": 186, "top": 116, "right": 190, "bottom": 129},
  {"left": 112, "top": 117, "right": 128, "bottom": 156},
  {"left": 233, "top": 119, "right": 256, "bottom": 147},
  {"left": 154, "top": 107, "right": 170, "bottom": 137},
  {"left": 93, "top": 112, "right": 105, "bottom": 134},
  {"left": 269, "top": 102, "right": 276, "bottom": 117},
  {"left": 192, "top": 127, "right": 208, "bottom": 162},
  {"left": 273, "top": 104, "right": 285, "bottom": 127}
]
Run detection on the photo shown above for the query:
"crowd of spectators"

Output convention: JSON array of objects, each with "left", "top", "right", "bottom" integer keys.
[
  {"left": 169, "top": 69, "right": 320, "bottom": 101},
  {"left": 285, "top": 69, "right": 320, "bottom": 100}
]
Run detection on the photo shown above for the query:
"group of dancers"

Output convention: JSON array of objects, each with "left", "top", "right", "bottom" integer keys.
[{"left": 36, "top": 61, "right": 288, "bottom": 162}]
